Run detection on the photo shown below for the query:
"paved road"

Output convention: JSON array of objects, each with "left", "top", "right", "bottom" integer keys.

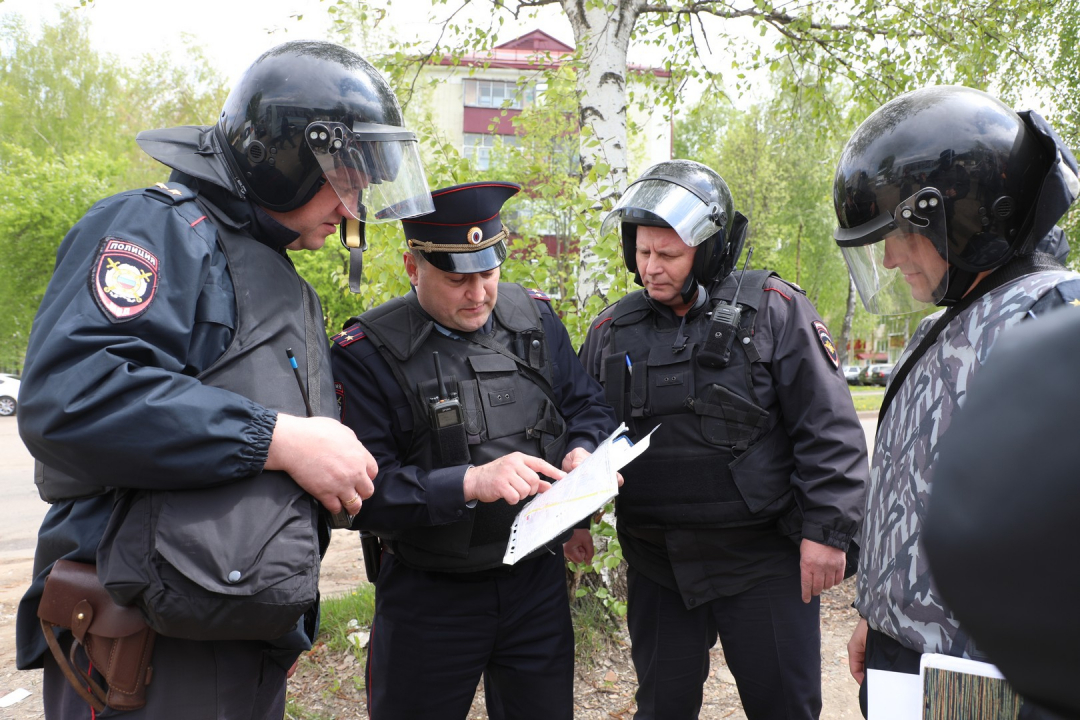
[
  {"left": 0, "top": 416, "right": 46, "bottom": 716},
  {"left": 0, "top": 418, "right": 46, "bottom": 562}
]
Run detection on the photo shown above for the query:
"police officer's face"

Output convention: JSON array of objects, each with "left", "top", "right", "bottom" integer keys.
[
  {"left": 405, "top": 252, "right": 500, "bottom": 332},
  {"left": 882, "top": 231, "right": 949, "bottom": 303},
  {"left": 636, "top": 225, "right": 695, "bottom": 308},
  {"left": 265, "top": 180, "right": 351, "bottom": 252}
]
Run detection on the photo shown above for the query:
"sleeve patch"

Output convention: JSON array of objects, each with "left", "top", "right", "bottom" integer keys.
[
  {"left": 813, "top": 321, "right": 840, "bottom": 369},
  {"left": 90, "top": 237, "right": 160, "bottom": 323},
  {"left": 332, "top": 325, "right": 366, "bottom": 347},
  {"left": 526, "top": 288, "right": 552, "bottom": 303}
]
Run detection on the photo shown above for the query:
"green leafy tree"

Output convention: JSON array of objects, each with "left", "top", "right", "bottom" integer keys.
[{"left": 0, "top": 9, "right": 228, "bottom": 371}]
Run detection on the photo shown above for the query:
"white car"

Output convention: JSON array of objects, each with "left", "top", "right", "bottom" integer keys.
[
  {"left": 842, "top": 365, "right": 862, "bottom": 385},
  {"left": 0, "top": 374, "right": 20, "bottom": 417}
]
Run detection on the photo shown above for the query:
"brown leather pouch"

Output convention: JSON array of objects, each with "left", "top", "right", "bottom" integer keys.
[{"left": 37, "top": 559, "right": 156, "bottom": 712}]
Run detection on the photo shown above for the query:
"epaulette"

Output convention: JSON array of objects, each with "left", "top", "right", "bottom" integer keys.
[
  {"left": 526, "top": 288, "right": 552, "bottom": 303},
  {"left": 765, "top": 274, "right": 806, "bottom": 297},
  {"left": 145, "top": 182, "right": 198, "bottom": 204},
  {"left": 331, "top": 324, "right": 366, "bottom": 348}
]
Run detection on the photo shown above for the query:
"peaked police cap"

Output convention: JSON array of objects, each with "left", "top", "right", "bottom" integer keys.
[{"left": 403, "top": 181, "right": 520, "bottom": 273}]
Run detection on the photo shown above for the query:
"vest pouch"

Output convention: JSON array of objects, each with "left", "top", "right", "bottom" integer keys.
[
  {"left": 98, "top": 471, "right": 319, "bottom": 642},
  {"left": 532, "top": 398, "right": 568, "bottom": 467},
  {"left": 459, "top": 379, "right": 486, "bottom": 443},
  {"left": 696, "top": 384, "right": 770, "bottom": 451},
  {"left": 729, "top": 421, "right": 796, "bottom": 514},
  {"left": 468, "top": 353, "right": 526, "bottom": 441},
  {"left": 645, "top": 344, "right": 694, "bottom": 416}
]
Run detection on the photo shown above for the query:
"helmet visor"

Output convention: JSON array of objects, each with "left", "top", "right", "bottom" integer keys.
[
  {"left": 306, "top": 121, "right": 434, "bottom": 222},
  {"left": 601, "top": 179, "right": 723, "bottom": 248},
  {"left": 838, "top": 189, "right": 950, "bottom": 314}
]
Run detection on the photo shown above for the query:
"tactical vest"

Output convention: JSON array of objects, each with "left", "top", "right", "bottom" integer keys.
[
  {"left": 358, "top": 284, "right": 568, "bottom": 572},
  {"left": 599, "top": 271, "right": 798, "bottom": 530},
  {"left": 95, "top": 191, "right": 334, "bottom": 644}
]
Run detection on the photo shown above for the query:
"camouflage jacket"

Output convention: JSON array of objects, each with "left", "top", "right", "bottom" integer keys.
[{"left": 855, "top": 267, "right": 1080, "bottom": 657}]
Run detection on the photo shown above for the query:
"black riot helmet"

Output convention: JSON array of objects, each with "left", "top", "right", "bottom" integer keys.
[
  {"left": 602, "top": 160, "right": 749, "bottom": 303},
  {"left": 833, "top": 85, "right": 1080, "bottom": 314},
  {"left": 217, "top": 40, "right": 433, "bottom": 223}
]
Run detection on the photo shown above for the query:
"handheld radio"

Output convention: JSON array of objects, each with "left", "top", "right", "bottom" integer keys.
[{"left": 698, "top": 247, "right": 754, "bottom": 368}]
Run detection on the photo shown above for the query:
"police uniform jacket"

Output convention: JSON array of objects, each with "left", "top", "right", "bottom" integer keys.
[
  {"left": 15, "top": 167, "right": 326, "bottom": 669},
  {"left": 331, "top": 284, "right": 617, "bottom": 572},
  {"left": 579, "top": 272, "right": 868, "bottom": 607}
]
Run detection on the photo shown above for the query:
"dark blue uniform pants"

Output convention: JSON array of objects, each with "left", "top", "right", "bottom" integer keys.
[
  {"left": 43, "top": 632, "right": 287, "bottom": 720},
  {"left": 366, "top": 550, "right": 574, "bottom": 720},
  {"left": 627, "top": 566, "right": 822, "bottom": 720}
]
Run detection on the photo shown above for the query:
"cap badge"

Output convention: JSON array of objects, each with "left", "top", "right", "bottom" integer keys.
[{"left": 467, "top": 227, "right": 484, "bottom": 245}]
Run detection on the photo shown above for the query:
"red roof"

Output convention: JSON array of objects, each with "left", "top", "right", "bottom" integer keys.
[
  {"left": 434, "top": 28, "right": 669, "bottom": 77},
  {"left": 494, "top": 30, "right": 573, "bottom": 54}
]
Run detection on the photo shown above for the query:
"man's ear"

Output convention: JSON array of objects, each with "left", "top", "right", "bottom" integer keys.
[{"left": 403, "top": 251, "right": 420, "bottom": 287}]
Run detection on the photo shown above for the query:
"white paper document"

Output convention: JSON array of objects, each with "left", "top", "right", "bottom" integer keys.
[
  {"left": 867, "top": 668, "right": 921, "bottom": 720},
  {"left": 502, "top": 424, "right": 656, "bottom": 565}
]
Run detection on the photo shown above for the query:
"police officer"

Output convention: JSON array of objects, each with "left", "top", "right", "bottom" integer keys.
[
  {"left": 330, "top": 181, "right": 618, "bottom": 720},
  {"left": 16, "top": 41, "right": 433, "bottom": 719},
  {"left": 579, "top": 159, "right": 868, "bottom": 720},
  {"left": 832, "top": 86, "right": 1080, "bottom": 716}
]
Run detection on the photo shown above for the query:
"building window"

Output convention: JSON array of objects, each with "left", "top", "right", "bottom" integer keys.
[
  {"left": 463, "top": 133, "right": 518, "bottom": 170},
  {"left": 464, "top": 79, "right": 534, "bottom": 109}
]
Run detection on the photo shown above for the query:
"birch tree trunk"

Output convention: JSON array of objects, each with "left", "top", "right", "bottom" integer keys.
[{"left": 561, "top": 0, "right": 644, "bottom": 305}]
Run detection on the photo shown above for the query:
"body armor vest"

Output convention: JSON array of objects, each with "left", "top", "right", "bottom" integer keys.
[
  {"left": 358, "top": 284, "right": 568, "bottom": 572},
  {"left": 600, "top": 271, "right": 798, "bottom": 529},
  {"left": 95, "top": 193, "right": 333, "bottom": 644}
]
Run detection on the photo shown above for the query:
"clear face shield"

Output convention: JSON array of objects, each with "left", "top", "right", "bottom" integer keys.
[
  {"left": 306, "top": 121, "right": 434, "bottom": 222},
  {"left": 600, "top": 179, "right": 724, "bottom": 247},
  {"left": 837, "top": 188, "right": 951, "bottom": 315}
]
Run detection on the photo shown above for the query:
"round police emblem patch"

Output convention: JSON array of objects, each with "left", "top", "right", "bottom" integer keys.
[
  {"left": 92, "top": 237, "right": 160, "bottom": 322},
  {"left": 812, "top": 321, "right": 840, "bottom": 369}
]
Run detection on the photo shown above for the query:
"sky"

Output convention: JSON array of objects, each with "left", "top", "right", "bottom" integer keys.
[{"left": 0, "top": 0, "right": 575, "bottom": 87}]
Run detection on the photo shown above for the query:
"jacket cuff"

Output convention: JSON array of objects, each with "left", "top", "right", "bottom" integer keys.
[
  {"left": 801, "top": 520, "right": 854, "bottom": 551},
  {"left": 246, "top": 406, "right": 279, "bottom": 476},
  {"left": 427, "top": 465, "right": 473, "bottom": 526}
]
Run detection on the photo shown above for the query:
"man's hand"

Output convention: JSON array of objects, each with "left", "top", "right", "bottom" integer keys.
[
  {"left": 563, "top": 528, "right": 595, "bottom": 564},
  {"left": 463, "top": 452, "right": 564, "bottom": 504},
  {"left": 848, "top": 617, "right": 868, "bottom": 685},
  {"left": 561, "top": 447, "right": 624, "bottom": 486},
  {"left": 266, "top": 414, "right": 378, "bottom": 514},
  {"left": 799, "top": 538, "right": 846, "bottom": 603},
  {"left": 562, "top": 447, "right": 590, "bottom": 473}
]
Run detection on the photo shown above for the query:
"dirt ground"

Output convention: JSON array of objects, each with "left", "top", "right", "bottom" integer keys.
[{"left": 0, "top": 530, "right": 864, "bottom": 719}]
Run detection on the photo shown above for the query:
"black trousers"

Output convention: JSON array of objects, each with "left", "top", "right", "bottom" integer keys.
[
  {"left": 366, "top": 550, "right": 574, "bottom": 720},
  {"left": 626, "top": 566, "right": 822, "bottom": 720},
  {"left": 42, "top": 631, "right": 287, "bottom": 720}
]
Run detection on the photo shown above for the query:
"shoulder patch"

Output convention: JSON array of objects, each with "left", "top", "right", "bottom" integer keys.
[
  {"left": 332, "top": 324, "right": 366, "bottom": 348},
  {"left": 812, "top": 320, "right": 840, "bottom": 369},
  {"left": 90, "top": 237, "right": 160, "bottom": 322},
  {"left": 526, "top": 288, "right": 552, "bottom": 303}
]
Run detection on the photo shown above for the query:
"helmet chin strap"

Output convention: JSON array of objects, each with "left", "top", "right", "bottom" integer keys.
[
  {"left": 936, "top": 266, "right": 979, "bottom": 306},
  {"left": 679, "top": 274, "right": 701, "bottom": 305}
]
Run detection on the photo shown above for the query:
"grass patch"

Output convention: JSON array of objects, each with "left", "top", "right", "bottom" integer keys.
[
  {"left": 849, "top": 387, "right": 885, "bottom": 412},
  {"left": 284, "top": 698, "right": 335, "bottom": 720},
  {"left": 570, "top": 590, "right": 624, "bottom": 669},
  {"left": 318, "top": 583, "right": 376, "bottom": 657}
]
